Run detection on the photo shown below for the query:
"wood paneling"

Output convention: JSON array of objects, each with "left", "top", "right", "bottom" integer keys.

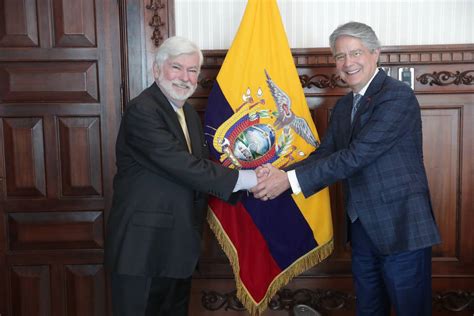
[
  {"left": 64, "top": 265, "right": 106, "bottom": 316},
  {"left": 8, "top": 211, "right": 104, "bottom": 250},
  {"left": 421, "top": 108, "right": 460, "bottom": 259},
  {"left": 0, "top": 62, "right": 99, "bottom": 103},
  {"left": 0, "top": 0, "right": 39, "bottom": 47},
  {"left": 0, "top": 0, "right": 121, "bottom": 315},
  {"left": 10, "top": 265, "right": 51, "bottom": 316},
  {"left": 3, "top": 117, "right": 46, "bottom": 197},
  {"left": 52, "top": 0, "right": 97, "bottom": 47},
  {"left": 58, "top": 116, "right": 102, "bottom": 196}
]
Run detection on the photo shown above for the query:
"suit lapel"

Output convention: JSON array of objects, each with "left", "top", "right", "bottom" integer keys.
[
  {"left": 340, "top": 96, "right": 354, "bottom": 145},
  {"left": 349, "top": 69, "right": 387, "bottom": 137}
]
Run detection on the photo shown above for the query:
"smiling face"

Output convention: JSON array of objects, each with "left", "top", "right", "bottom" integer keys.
[
  {"left": 334, "top": 35, "right": 380, "bottom": 93},
  {"left": 153, "top": 52, "right": 200, "bottom": 107}
]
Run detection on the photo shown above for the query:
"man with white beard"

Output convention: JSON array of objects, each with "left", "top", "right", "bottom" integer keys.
[{"left": 105, "top": 36, "right": 257, "bottom": 316}]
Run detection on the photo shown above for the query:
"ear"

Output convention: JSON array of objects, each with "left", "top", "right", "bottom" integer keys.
[
  {"left": 373, "top": 48, "right": 381, "bottom": 58},
  {"left": 152, "top": 62, "right": 160, "bottom": 79}
]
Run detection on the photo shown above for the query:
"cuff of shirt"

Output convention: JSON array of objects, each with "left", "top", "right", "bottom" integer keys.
[
  {"left": 287, "top": 170, "right": 302, "bottom": 195},
  {"left": 233, "top": 169, "right": 257, "bottom": 192}
]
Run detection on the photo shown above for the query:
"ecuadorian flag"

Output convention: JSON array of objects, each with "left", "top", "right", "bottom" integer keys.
[{"left": 204, "top": 0, "right": 333, "bottom": 314}]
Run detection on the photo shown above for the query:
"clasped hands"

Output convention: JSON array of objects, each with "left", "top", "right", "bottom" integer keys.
[{"left": 250, "top": 163, "right": 291, "bottom": 201}]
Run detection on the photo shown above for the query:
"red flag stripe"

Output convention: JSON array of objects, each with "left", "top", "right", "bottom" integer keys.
[{"left": 209, "top": 197, "right": 281, "bottom": 302}]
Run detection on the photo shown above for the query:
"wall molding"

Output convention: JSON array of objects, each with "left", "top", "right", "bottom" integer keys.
[
  {"left": 196, "top": 45, "right": 474, "bottom": 94},
  {"left": 202, "top": 288, "right": 474, "bottom": 314},
  {"left": 202, "top": 44, "right": 474, "bottom": 68}
]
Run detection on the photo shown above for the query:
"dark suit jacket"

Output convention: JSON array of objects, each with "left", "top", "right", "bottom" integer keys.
[
  {"left": 105, "top": 83, "right": 238, "bottom": 278},
  {"left": 294, "top": 69, "right": 441, "bottom": 254}
]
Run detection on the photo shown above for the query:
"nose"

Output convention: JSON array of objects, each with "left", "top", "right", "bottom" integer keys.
[
  {"left": 178, "top": 69, "right": 189, "bottom": 82},
  {"left": 343, "top": 55, "right": 354, "bottom": 67}
]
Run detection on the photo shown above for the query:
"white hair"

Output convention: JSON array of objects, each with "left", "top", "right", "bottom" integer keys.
[{"left": 154, "top": 36, "right": 203, "bottom": 68}]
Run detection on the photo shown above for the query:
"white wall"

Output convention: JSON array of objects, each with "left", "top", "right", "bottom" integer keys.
[{"left": 175, "top": 0, "right": 474, "bottom": 49}]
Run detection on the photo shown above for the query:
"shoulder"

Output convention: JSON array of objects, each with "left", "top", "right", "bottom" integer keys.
[
  {"left": 380, "top": 75, "right": 414, "bottom": 98},
  {"left": 333, "top": 93, "right": 352, "bottom": 111},
  {"left": 369, "top": 76, "right": 420, "bottom": 115},
  {"left": 125, "top": 84, "right": 169, "bottom": 116}
]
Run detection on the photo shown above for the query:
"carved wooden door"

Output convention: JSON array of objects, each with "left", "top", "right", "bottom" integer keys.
[{"left": 0, "top": 0, "right": 122, "bottom": 315}]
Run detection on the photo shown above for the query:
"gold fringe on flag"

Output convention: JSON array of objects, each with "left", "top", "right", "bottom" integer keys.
[{"left": 207, "top": 208, "right": 334, "bottom": 315}]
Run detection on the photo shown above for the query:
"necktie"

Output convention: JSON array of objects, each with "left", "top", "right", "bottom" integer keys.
[
  {"left": 176, "top": 107, "right": 192, "bottom": 152},
  {"left": 351, "top": 93, "right": 362, "bottom": 124}
]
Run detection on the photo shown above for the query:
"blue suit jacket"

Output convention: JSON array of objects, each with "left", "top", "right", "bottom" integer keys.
[{"left": 294, "top": 69, "right": 441, "bottom": 254}]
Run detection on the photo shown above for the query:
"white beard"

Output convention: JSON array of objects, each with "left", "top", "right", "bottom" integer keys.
[{"left": 157, "top": 73, "right": 197, "bottom": 102}]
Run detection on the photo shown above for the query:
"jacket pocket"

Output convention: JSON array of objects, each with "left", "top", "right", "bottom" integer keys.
[
  {"left": 381, "top": 183, "right": 427, "bottom": 204},
  {"left": 132, "top": 211, "right": 174, "bottom": 228}
]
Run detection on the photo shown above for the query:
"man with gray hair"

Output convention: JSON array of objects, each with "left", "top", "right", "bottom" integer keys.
[
  {"left": 252, "top": 22, "right": 440, "bottom": 315},
  {"left": 105, "top": 36, "right": 257, "bottom": 316}
]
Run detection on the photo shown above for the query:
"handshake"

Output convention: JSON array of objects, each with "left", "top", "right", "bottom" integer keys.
[{"left": 249, "top": 163, "right": 292, "bottom": 201}]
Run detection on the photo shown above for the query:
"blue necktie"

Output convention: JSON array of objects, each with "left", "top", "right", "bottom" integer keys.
[
  {"left": 351, "top": 93, "right": 362, "bottom": 124},
  {"left": 347, "top": 94, "right": 362, "bottom": 222}
]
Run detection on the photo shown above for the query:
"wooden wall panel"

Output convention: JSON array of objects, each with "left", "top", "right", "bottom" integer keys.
[
  {"left": 2, "top": 117, "right": 46, "bottom": 197},
  {"left": 65, "top": 265, "right": 106, "bottom": 316},
  {"left": 421, "top": 108, "right": 460, "bottom": 259},
  {"left": 52, "top": 0, "right": 97, "bottom": 47},
  {"left": 460, "top": 104, "right": 474, "bottom": 263},
  {"left": 0, "top": 62, "right": 99, "bottom": 103},
  {"left": 58, "top": 116, "right": 102, "bottom": 196},
  {"left": 8, "top": 211, "right": 104, "bottom": 250},
  {"left": 10, "top": 265, "right": 51, "bottom": 316},
  {"left": 0, "top": 0, "right": 39, "bottom": 47}
]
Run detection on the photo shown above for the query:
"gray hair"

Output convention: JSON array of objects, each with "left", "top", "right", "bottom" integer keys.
[
  {"left": 329, "top": 22, "right": 381, "bottom": 53},
  {"left": 154, "top": 36, "right": 203, "bottom": 68}
]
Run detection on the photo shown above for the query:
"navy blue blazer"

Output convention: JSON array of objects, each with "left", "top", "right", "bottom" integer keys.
[{"left": 294, "top": 69, "right": 441, "bottom": 254}]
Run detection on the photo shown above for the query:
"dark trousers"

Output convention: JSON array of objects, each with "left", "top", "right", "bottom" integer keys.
[
  {"left": 110, "top": 273, "right": 192, "bottom": 316},
  {"left": 350, "top": 219, "right": 432, "bottom": 316}
]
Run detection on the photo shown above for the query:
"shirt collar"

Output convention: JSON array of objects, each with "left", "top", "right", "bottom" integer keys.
[
  {"left": 168, "top": 100, "right": 180, "bottom": 112},
  {"left": 354, "top": 68, "right": 380, "bottom": 97}
]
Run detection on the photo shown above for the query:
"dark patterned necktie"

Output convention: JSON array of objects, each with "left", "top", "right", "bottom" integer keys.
[{"left": 351, "top": 93, "right": 362, "bottom": 124}]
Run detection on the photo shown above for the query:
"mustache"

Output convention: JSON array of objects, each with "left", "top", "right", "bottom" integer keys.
[{"left": 171, "top": 80, "right": 193, "bottom": 89}]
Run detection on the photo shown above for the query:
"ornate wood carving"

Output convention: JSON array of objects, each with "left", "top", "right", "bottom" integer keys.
[
  {"left": 433, "top": 291, "right": 474, "bottom": 312},
  {"left": 201, "top": 290, "right": 246, "bottom": 312},
  {"left": 417, "top": 70, "right": 474, "bottom": 86},
  {"left": 299, "top": 74, "right": 348, "bottom": 89},
  {"left": 202, "top": 288, "right": 355, "bottom": 313},
  {"left": 197, "top": 74, "right": 348, "bottom": 90},
  {"left": 146, "top": 0, "right": 166, "bottom": 47},
  {"left": 198, "top": 77, "right": 215, "bottom": 90},
  {"left": 202, "top": 288, "right": 474, "bottom": 313},
  {"left": 268, "top": 288, "right": 355, "bottom": 312}
]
